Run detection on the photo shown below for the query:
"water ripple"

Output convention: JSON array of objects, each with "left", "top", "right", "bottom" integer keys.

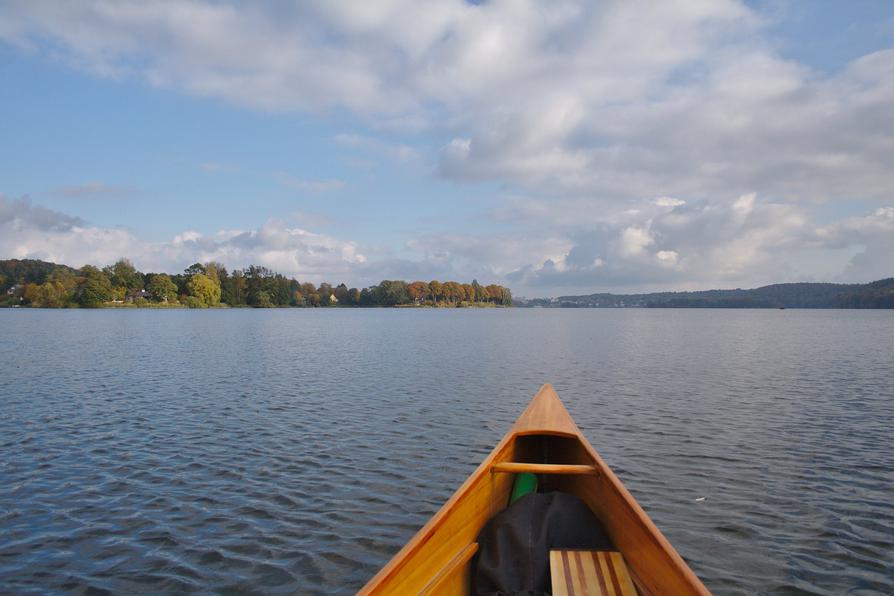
[{"left": 1, "top": 308, "right": 892, "bottom": 594}]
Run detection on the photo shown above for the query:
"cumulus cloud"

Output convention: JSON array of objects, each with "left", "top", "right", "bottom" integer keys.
[
  {"left": 0, "top": 194, "right": 134, "bottom": 266},
  {"left": 406, "top": 233, "right": 573, "bottom": 279},
  {"left": 2, "top": 193, "right": 892, "bottom": 294},
  {"left": 2, "top": 2, "right": 892, "bottom": 206},
  {"left": 0, "top": 194, "right": 366, "bottom": 282},
  {"left": 2, "top": 2, "right": 893, "bottom": 292},
  {"left": 814, "top": 207, "right": 894, "bottom": 282},
  {"left": 499, "top": 193, "right": 893, "bottom": 294}
]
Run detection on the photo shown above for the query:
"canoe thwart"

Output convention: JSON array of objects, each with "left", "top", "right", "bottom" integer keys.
[
  {"left": 491, "top": 462, "right": 599, "bottom": 475},
  {"left": 360, "top": 384, "right": 710, "bottom": 595}
]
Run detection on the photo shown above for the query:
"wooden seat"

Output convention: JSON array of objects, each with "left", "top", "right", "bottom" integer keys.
[{"left": 550, "top": 550, "right": 637, "bottom": 596}]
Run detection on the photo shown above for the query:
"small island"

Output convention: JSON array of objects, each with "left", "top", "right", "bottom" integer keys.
[{"left": 0, "top": 259, "right": 513, "bottom": 309}]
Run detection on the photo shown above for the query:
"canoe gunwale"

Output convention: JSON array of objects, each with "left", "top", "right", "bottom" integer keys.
[
  {"left": 357, "top": 432, "right": 515, "bottom": 594},
  {"left": 358, "top": 384, "right": 710, "bottom": 595}
]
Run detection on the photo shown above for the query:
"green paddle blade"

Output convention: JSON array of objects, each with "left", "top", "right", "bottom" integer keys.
[{"left": 509, "top": 472, "right": 538, "bottom": 504}]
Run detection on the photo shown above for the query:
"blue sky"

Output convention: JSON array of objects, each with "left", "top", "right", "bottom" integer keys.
[{"left": 1, "top": 1, "right": 893, "bottom": 296}]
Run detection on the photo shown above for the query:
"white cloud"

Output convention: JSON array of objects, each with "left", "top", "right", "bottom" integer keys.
[
  {"left": 618, "top": 224, "right": 655, "bottom": 258},
  {"left": 2, "top": 2, "right": 893, "bottom": 292},
  {"left": 2, "top": 193, "right": 892, "bottom": 294},
  {"left": 406, "top": 233, "right": 572, "bottom": 278},
  {"left": 496, "top": 193, "right": 893, "bottom": 294},
  {"left": 3, "top": 2, "right": 892, "bottom": 205},
  {"left": 813, "top": 207, "right": 894, "bottom": 282},
  {"left": 0, "top": 194, "right": 135, "bottom": 267},
  {"left": 655, "top": 250, "right": 680, "bottom": 268},
  {"left": 654, "top": 197, "right": 687, "bottom": 208},
  {"left": 0, "top": 194, "right": 366, "bottom": 282}
]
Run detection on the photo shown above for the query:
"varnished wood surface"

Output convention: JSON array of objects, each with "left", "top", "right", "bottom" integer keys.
[
  {"left": 491, "top": 462, "right": 599, "bottom": 475},
  {"left": 550, "top": 550, "right": 637, "bottom": 596},
  {"left": 418, "top": 542, "right": 478, "bottom": 595},
  {"left": 511, "top": 383, "right": 583, "bottom": 437},
  {"left": 356, "top": 429, "right": 516, "bottom": 594},
  {"left": 358, "top": 383, "right": 710, "bottom": 595}
]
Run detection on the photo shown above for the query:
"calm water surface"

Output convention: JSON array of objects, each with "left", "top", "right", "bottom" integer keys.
[{"left": 2, "top": 309, "right": 893, "bottom": 594}]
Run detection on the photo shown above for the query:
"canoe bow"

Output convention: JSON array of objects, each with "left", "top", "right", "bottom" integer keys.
[{"left": 359, "top": 383, "right": 710, "bottom": 595}]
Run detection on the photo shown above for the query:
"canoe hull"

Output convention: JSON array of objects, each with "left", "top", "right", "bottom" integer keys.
[{"left": 359, "top": 384, "right": 709, "bottom": 595}]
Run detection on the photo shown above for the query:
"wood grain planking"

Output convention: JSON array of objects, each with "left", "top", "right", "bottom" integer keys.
[
  {"left": 582, "top": 551, "right": 605, "bottom": 595},
  {"left": 550, "top": 550, "right": 637, "bottom": 596},
  {"left": 609, "top": 551, "right": 638, "bottom": 595},
  {"left": 550, "top": 550, "right": 571, "bottom": 595},
  {"left": 596, "top": 551, "right": 617, "bottom": 595},
  {"left": 360, "top": 384, "right": 710, "bottom": 595}
]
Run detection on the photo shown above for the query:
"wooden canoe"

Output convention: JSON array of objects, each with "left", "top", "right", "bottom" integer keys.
[{"left": 359, "top": 383, "right": 710, "bottom": 595}]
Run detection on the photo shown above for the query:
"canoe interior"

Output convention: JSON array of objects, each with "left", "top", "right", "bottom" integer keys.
[{"left": 359, "top": 385, "right": 708, "bottom": 595}]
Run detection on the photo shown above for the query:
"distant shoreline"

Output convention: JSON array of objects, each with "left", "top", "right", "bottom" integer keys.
[
  {"left": 1, "top": 258, "right": 512, "bottom": 309},
  {"left": 1, "top": 302, "right": 511, "bottom": 310},
  {"left": 516, "top": 277, "right": 894, "bottom": 309}
]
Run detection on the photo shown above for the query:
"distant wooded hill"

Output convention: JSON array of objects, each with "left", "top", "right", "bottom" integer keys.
[{"left": 515, "top": 279, "right": 894, "bottom": 309}]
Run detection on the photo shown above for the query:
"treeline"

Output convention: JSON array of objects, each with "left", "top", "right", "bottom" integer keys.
[
  {"left": 833, "top": 278, "right": 894, "bottom": 308},
  {"left": 0, "top": 259, "right": 512, "bottom": 308},
  {"left": 515, "top": 278, "right": 894, "bottom": 309}
]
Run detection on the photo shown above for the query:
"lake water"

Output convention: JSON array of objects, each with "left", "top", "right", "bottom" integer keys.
[{"left": 1, "top": 309, "right": 893, "bottom": 594}]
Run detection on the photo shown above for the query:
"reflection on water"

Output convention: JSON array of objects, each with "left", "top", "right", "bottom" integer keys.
[{"left": 1, "top": 309, "right": 893, "bottom": 594}]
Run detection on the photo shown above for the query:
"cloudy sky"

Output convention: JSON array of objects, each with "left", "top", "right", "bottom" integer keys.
[{"left": 1, "top": 0, "right": 893, "bottom": 296}]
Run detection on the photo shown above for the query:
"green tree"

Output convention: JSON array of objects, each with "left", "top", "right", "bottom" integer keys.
[
  {"left": 187, "top": 273, "right": 221, "bottom": 307},
  {"left": 377, "top": 280, "right": 409, "bottom": 306},
  {"left": 34, "top": 281, "right": 68, "bottom": 308},
  {"left": 502, "top": 287, "right": 513, "bottom": 306},
  {"left": 244, "top": 265, "right": 271, "bottom": 306},
  {"left": 78, "top": 266, "right": 113, "bottom": 307},
  {"left": 104, "top": 258, "right": 143, "bottom": 291},
  {"left": 429, "top": 280, "right": 443, "bottom": 305},
  {"left": 472, "top": 279, "right": 482, "bottom": 302},
  {"left": 48, "top": 268, "right": 77, "bottom": 289},
  {"left": 184, "top": 263, "right": 206, "bottom": 276},
  {"left": 318, "top": 282, "right": 333, "bottom": 306},
  {"left": 334, "top": 283, "right": 349, "bottom": 305},
  {"left": 204, "top": 262, "right": 225, "bottom": 285},
  {"left": 224, "top": 269, "right": 247, "bottom": 305},
  {"left": 271, "top": 275, "right": 294, "bottom": 306},
  {"left": 256, "top": 290, "right": 274, "bottom": 308},
  {"left": 148, "top": 274, "right": 178, "bottom": 303},
  {"left": 348, "top": 287, "right": 362, "bottom": 305}
]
